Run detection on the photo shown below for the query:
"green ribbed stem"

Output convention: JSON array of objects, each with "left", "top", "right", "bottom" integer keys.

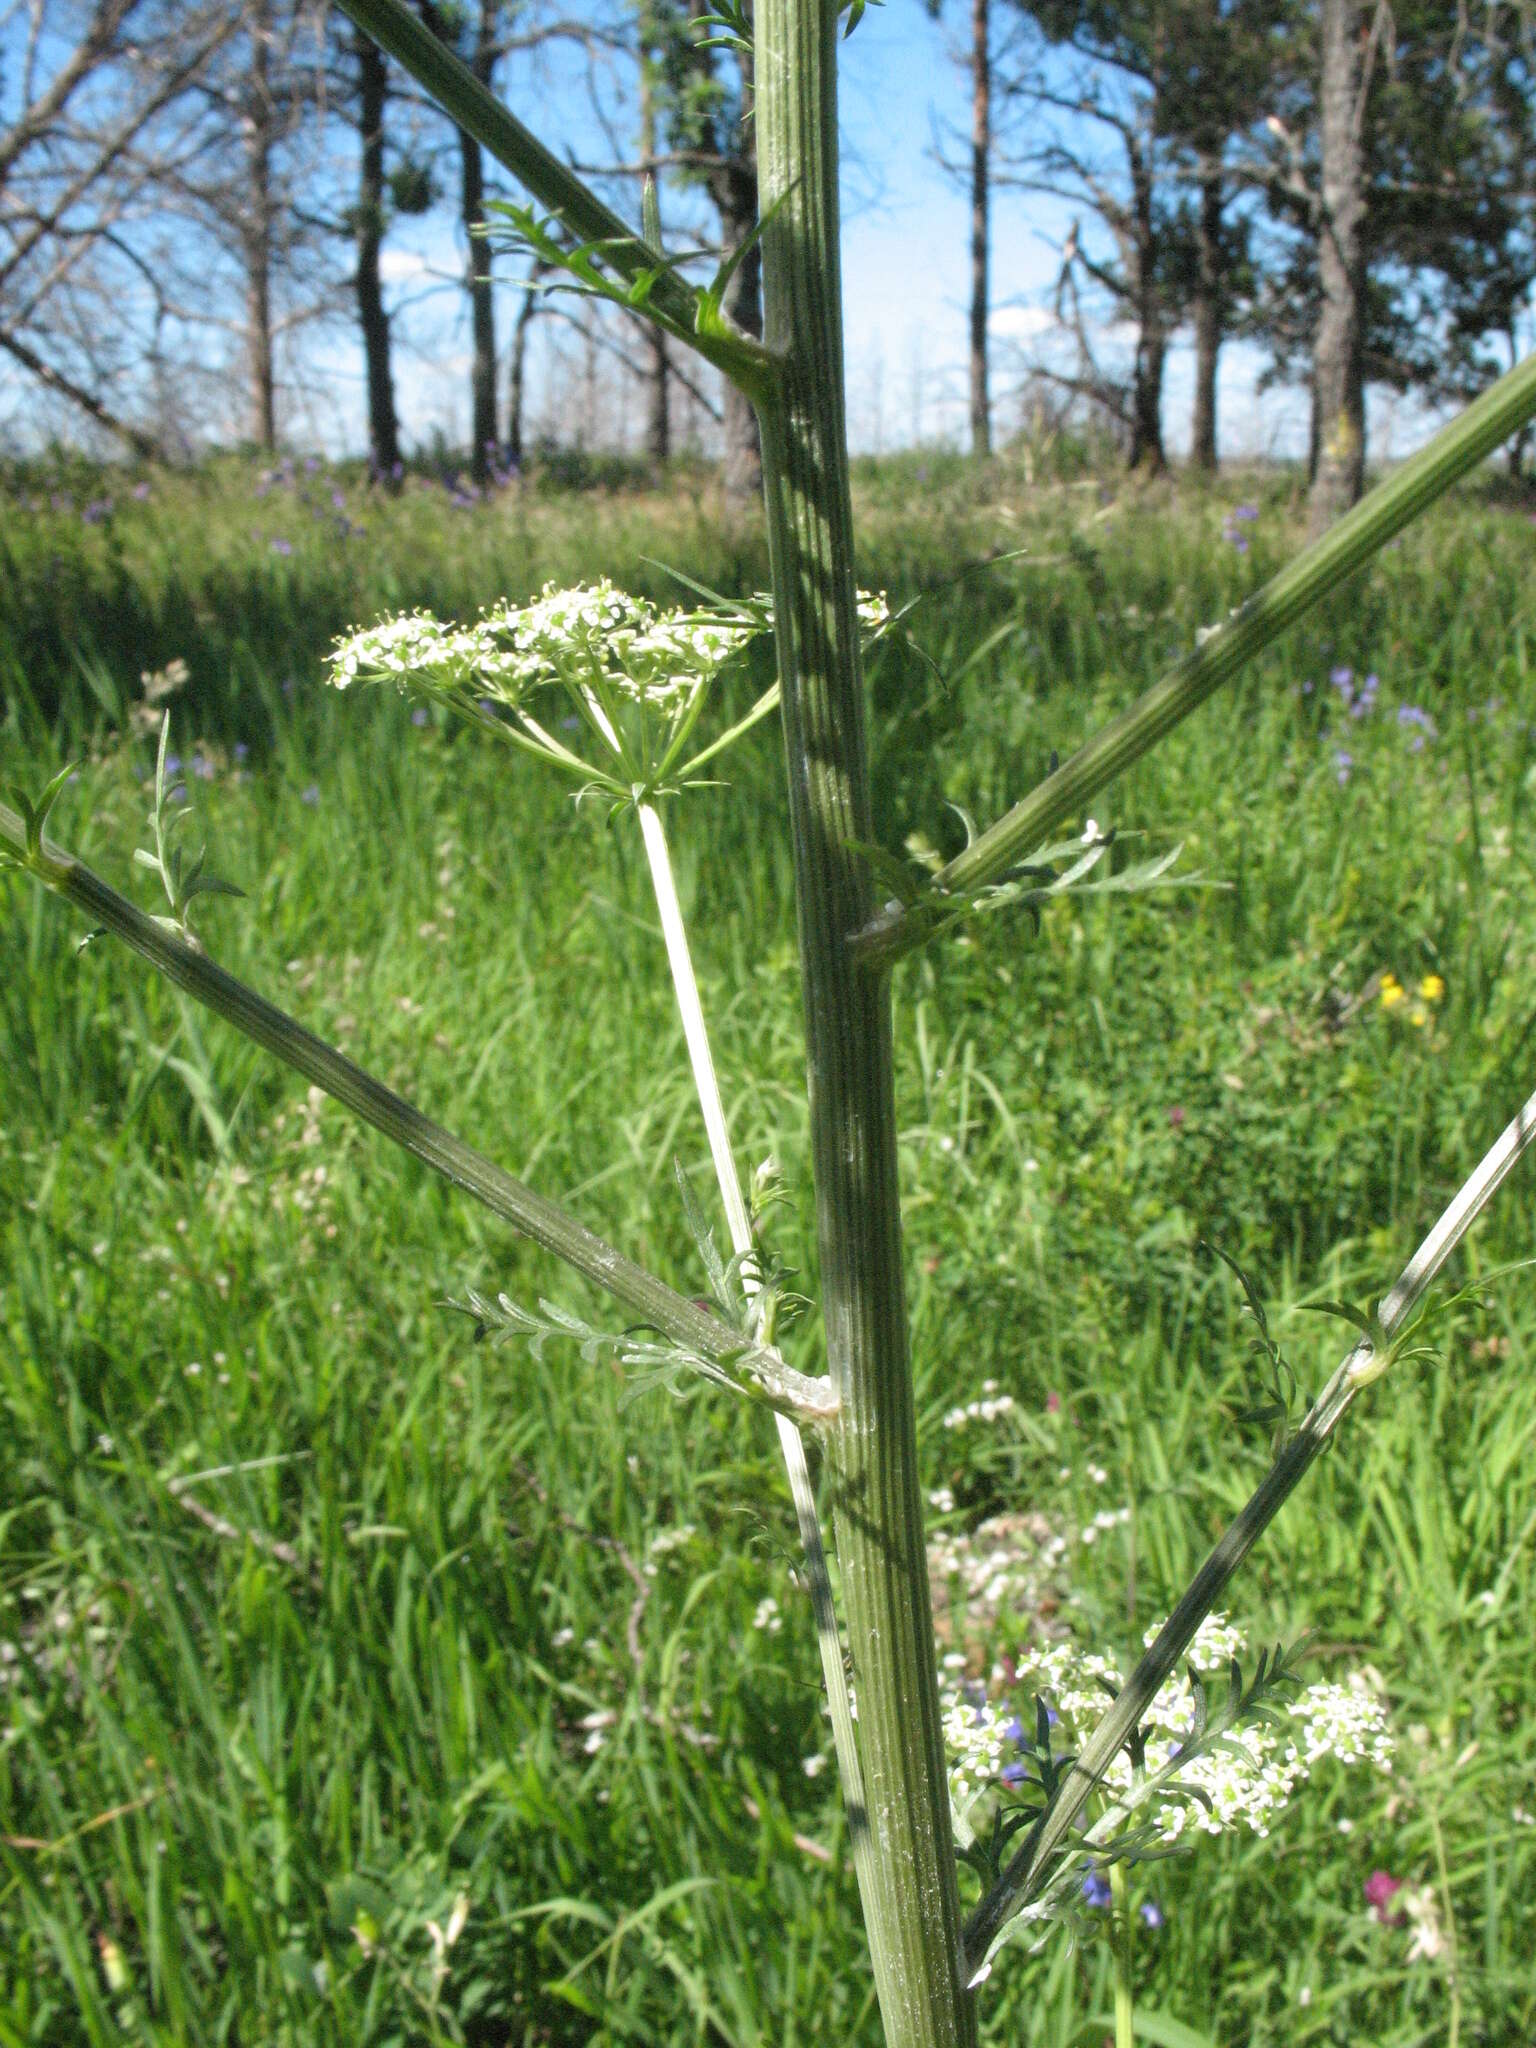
[
  {"left": 0, "top": 803, "right": 833, "bottom": 1423},
  {"left": 963, "top": 1076, "right": 1536, "bottom": 1972},
  {"left": 752, "top": 0, "right": 974, "bottom": 2041},
  {"left": 333, "top": 0, "right": 777, "bottom": 398},
  {"left": 853, "top": 346, "right": 1536, "bottom": 972}
]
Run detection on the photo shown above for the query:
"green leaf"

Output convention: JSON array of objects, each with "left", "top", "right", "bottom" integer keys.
[
  {"left": 845, "top": 839, "right": 925, "bottom": 907},
  {"left": 1084, "top": 2011, "right": 1217, "bottom": 2048},
  {"left": 1302, "top": 1298, "right": 1377, "bottom": 1339}
]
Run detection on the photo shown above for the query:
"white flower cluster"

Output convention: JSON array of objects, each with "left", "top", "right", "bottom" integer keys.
[
  {"left": 1020, "top": 1616, "right": 1393, "bottom": 1842},
  {"left": 942, "top": 1380, "right": 1017, "bottom": 1430},
  {"left": 328, "top": 578, "right": 752, "bottom": 716},
  {"left": 928, "top": 1510, "right": 1070, "bottom": 1639},
  {"left": 1079, "top": 1507, "right": 1131, "bottom": 1546},
  {"left": 938, "top": 1613, "right": 1394, "bottom": 1852},
  {"left": 328, "top": 611, "right": 524, "bottom": 693},
  {"left": 941, "top": 1685, "right": 1016, "bottom": 1819},
  {"left": 485, "top": 580, "right": 751, "bottom": 711},
  {"left": 642, "top": 1522, "right": 697, "bottom": 1578},
  {"left": 752, "top": 1595, "right": 783, "bottom": 1634}
]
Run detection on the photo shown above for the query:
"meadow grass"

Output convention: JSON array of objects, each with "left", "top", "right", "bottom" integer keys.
[{"left": 2, "top": 451, "right": 1535, "bottom": 2044}]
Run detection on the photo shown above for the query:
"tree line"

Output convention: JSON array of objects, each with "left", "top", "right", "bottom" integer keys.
[{"left": 1, "top": 0, "right": 1532, "bottom": 525}]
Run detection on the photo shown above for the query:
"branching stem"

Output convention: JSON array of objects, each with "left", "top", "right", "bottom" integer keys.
[
  {"left": 963, "top": 1080, "right": 1536, "bottom": 1973},
  {"left": 853, "top": 348, "right": 1536, "bottom": 973},
  {"left": 0, "top": 798, "right": 834, "bottom": 1424}
]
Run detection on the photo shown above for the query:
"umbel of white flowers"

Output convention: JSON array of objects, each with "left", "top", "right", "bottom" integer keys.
[
  {"left": 327, "top": 577, "right": 892, "bottom": 797},
  {"left": 942, "top": 1611, "right": 1393, "bottom": 1887}
]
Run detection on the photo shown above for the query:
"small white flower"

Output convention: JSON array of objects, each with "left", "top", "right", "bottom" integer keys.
[
  {"left": 753, "top": 1596, "right": 783, "bottom": 1634},
  {"left": 802, "top": 1752, "right": 828, "bottom": 1778}
]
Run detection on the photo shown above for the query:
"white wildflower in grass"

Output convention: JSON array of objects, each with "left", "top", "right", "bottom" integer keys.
[
  {"left": 939, "top": 1610, "right": 1393, "bottom": 1884},
  {"left": 941, "top": 1391, "right": 1017, "bottom": 1430},
  {"left": 753, "top": 1596, "right": 783, "bottom": 1634}
]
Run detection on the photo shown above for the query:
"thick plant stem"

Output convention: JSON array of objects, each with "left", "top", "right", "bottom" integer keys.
[
  {"left": 634, "top": 801, "right": 872, "bottom": 1903},
  {"left": 751, "top": 0, "right": 974, "bottom": 2042}
]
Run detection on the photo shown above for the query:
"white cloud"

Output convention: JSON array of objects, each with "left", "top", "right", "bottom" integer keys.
[
  {"left": 988, "top": 305, "right": 1057, "bottom": 340},
  {"left": 379, "top": 249, "right": 432, "bottom": 283}
]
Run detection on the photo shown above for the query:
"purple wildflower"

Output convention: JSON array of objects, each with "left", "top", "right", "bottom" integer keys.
[
  {"left": 166, "top": 782, "right": 187, "bottom": 805},
  {"left": 81, "top": 497, "right": 113, "bottom": 524},
  {"left": 301, "top": 783, "right": 320, "bottom": 806},
  {"left": 270, "top": 536, "right": 293, "bottom": 557},
  {"left": 1233, "top": 503, "right": 1259, "bottom": 521},
  {"left": 304, "top": 455, "right": 320, "bottom": 474},
  {"left": 1000, "top": 1761, "right": 1028, "bottom": 1785},
  {"left": 192, "top": 753, "right": 216, "bottom": 781},
  {"left": 132, "top": 480, "right": 153, "bottom": 501},
  {"left": 163, "top": 753, "right": 182, "bottom": 776},
  {"left": 411, "top": 706, "right": 430, "bottom": 727},
  {"left": 1334, "top": 749, "right": 1354, "bottom": 786},
  {"left": 233, "top": 742, "right": 250, "bottom": 763},
  {"left": 1349, "top": 673, "right": 1379, "bottom": 719},
  {"left": 1140, "top": 1901, "right": 1165, "bottom": 1929},
  {"left": 1081, "top": 1868, "right": 1112, "bottom": 1910},
  {"left": 331, "top": 488, "right": 347, "bottom": 512},
  {"left": 1001, "top": 1717, "right": 1026, "bottom": 1744},
  {"left": 1330, "top": 666, "right": 1354, "bottom": 691},
  {"left": 1364, "top": 1871, "right": 1405, "bottom": 1924}
]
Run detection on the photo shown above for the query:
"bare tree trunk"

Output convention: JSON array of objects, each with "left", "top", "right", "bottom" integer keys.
[
  {"left": 354, "top": 31, "right": 400, "bottom": 481},
  {"left": 1126, "top": 127, "right": 1164, "bottom": 473},
  {"left": 1190, "top": 149, "right": 1221, "bottom": 473},
  {"left": 463, "top": 3, "right": 497, "bottom": 480},
  {"left": 968, "top": 0, "right": 990, "bottom": 458},
  {"left": 419, "top": 0, "right": 497, "bottom": 480},
  {"left": 639, "top": 41, "right": 669, "bottom": 469},
  {"left": 710, "top": 48, "right": 760, "bottom": 498},
  {"left": 1309, "top": 0, "right": 1367, "bottom": 534},
  {"left": 1129, "top": 326, "right": 1166, "bottom": 471},
  {"left": 506, "top": 258, "right": 546, "bottom": 469},
  {"left": 242, "top": 0, "right": 276, "bottom": 449}
]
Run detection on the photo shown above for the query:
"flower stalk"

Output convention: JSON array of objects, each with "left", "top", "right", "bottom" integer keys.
[
  {"left": 632, "top": 797, "right": 874, "bottom": 1910},
  {"left": 1108, "top": 1859, "right": 1134, "bottom": 2048}
]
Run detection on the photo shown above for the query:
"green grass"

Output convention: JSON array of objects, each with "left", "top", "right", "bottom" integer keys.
[{"left": 2, "top": 449, "right": 1536, "bottom": 2045}]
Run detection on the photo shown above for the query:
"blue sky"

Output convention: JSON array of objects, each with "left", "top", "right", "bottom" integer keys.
[
  {"left": 1, "top": 1, "right": 1457, "bottom": 464},
  {"left": 330, "top": 1, "right": 1345, "bottom": 465}
]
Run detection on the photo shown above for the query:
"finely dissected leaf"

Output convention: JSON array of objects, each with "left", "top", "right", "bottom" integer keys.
[{"left": 1203, "top": 1241, "right": 1303, "bottom": 1446}]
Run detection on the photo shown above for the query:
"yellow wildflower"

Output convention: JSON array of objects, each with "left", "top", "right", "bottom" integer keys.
[
  {"left": 1408, "top": 1006, "right": 1428, "bottom": 1028},
  {"left": 1419, "top": 974, "right": 1445, "bottom": 1003},
  {"left": 1379, "top": 973, "right": 1405, "bottom": 1009}
]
